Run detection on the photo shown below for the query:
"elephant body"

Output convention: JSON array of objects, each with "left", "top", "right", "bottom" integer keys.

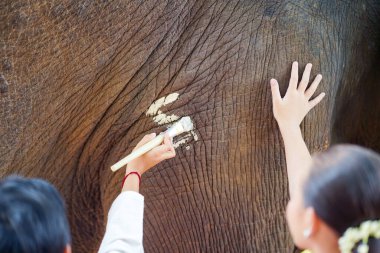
[{"left": 1, "top": 1, "right": 379, "bottom": 252}]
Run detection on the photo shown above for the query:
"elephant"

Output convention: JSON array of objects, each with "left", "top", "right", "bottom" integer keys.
[{"left": 1, "top": 0, "right": 380, "bottom": 252}]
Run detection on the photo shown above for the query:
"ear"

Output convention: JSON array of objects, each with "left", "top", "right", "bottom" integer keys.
[
  {"left": 64, "top": 245, "right": 72, "bottom": 253},
  {"left": 304, "top": 207, "right": 320, "bottom": 237}
]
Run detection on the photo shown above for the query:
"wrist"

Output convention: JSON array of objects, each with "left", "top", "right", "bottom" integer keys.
[
  {"left": 121, "top": 171, "right": 141, "bottom": 192},
  {"left": 277, "top": 121, "right": 300, "bottom": 132},
  {"left": 126, "top": 164, "right": 144, "bottom": 175},
  {"left": 278, "top": 123, "right": 302, "bottom": 140}
]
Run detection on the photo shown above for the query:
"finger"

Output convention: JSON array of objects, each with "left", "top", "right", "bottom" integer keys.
[
  {"left": 134, "top": 133, "right": 156, "bottom": 150},
  {"left": 298, "top": 63, "right": 312, "bottom": 92},
  {"left": 160, "top": 151, "right": 176, "bottom": 160},
  {"left": 169, "top": 144, "right": 176, "bottom": 156},
  {"left": 288, "top": 61, "right": 299, "bottom": 90},
  {"left": 163, "top": 133, "right": 173, "bottom": 147},
  {"left": 309, "top": 92, "right": 326, "bottom": 109},
  {"left": 270, "top": 79, "right": 282, "bottom": 102},
  {"left": 149, "top": 144, "right": 175, "bottom": 163},
  {"left": 305, "top": 74, "right": 322, "bottom": 99},
  {"left": 150, "top": 143, "right": 172, "bottom": 157},
  {"left": 158, "top": 136, "right": 176, "bottom": 155},
  {"left": 165, "top": 144, "right": 176, "bottom": 156}
]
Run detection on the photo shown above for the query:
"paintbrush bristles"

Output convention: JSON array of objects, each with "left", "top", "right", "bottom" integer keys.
[
  {"left": 166, "top": 117, "right": 191, "bottom": 137},
  {"left": 180, "top": 116, "right": 194, "bottom": 132}
]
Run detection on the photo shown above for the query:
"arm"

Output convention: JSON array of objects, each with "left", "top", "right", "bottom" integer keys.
[
  {"left": 98, "top": 134, "right": 176, "bottom": 253},
  {"left": 270, "top": 61, "right": 325, "bottom": 198}
]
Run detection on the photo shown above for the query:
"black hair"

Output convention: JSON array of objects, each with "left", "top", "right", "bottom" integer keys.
[
  {"left": 303, "top": 144, "right": 380, "bottom": 252},
  {"left": 0, "top": 175, "right": 71, "bottom": 253}
]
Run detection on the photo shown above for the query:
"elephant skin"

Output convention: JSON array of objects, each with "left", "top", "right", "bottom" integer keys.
[{"left": 1, "top": 0, "right": 380, "bottom": 252}]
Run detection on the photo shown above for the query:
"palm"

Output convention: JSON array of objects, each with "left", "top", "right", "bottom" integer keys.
[{"left": 270, "top": 62, "right": 325, "bottom": 128}]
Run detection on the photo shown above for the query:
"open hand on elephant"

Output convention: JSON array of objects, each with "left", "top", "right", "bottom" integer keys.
[{"left": 270, "top": 61, "right": 325, "bottom": 130}]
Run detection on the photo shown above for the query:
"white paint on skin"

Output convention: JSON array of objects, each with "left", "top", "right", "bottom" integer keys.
[
  {"left": 173, "top": 133, "right": 192, "bottom": 148},
  {"left": 172, "top": 126, "right": 199, "bottom": 149},
  {"left": 146, "top": 92, "right": 198, "bottom": 150},
  {"left": 190, "top": 130, "right": 199, "bottom": 141},
  {"left": 146, "top": 92, "right": 181, "bottom": 125},
  {"left": 146, "top": 93, "right": 179, "bottom": 117},
  {"left": 152, "top": 113, "right": 179, "bottom": 125}
]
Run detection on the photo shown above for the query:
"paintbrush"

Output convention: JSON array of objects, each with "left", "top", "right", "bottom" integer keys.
[{"left": 111, "top": 116, "right": 194, "bottom": 172}]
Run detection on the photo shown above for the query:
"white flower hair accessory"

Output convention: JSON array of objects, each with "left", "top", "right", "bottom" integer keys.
[{"left": 338, "top": 220, "right": 380, "bottom": 253}]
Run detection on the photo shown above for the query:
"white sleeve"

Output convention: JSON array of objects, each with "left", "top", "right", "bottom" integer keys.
[{"left": 98, "top": 191, "right": 144, "bottom": 253}]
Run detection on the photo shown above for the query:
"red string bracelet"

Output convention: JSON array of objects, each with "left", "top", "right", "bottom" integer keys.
[{"left": 121, "top": 171, "right": 141, "bottom": 190}]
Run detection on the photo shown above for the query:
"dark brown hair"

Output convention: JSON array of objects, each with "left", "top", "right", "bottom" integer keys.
[
  {"left": 0, "top": 176, "right": 71, "bottom": 253},
  {"left": 303, "top": 145, "right": 380, "bottom": 252}
]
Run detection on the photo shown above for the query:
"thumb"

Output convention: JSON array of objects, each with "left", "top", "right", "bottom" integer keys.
[{"left": 270, "top": 79, "right": 282, "bottom": 103}]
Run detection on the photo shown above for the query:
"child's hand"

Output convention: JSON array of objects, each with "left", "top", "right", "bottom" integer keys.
[
  {"left": 270, "top": 61, "right": 325, "bottom": 129},
  {"left": 126, "top": 133, "right": 176, "bottom": 175}
]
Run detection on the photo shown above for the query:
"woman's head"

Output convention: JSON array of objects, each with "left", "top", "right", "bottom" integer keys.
[
  {"left": 286, "top": 145, "right": 380, "bottom": 252},
  {"left": 0, "top": 176, "right": 71, "bottom": 253}
]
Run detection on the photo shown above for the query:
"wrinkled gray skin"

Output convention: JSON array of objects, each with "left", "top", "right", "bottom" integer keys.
[{"left": 1, "top": 0, "right": 379, "bottom": 252}]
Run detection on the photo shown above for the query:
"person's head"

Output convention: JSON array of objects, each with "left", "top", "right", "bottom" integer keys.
[
  {"left": 286, "top": 145, "right": 380, "bottom": 252},
  {"left": 0, "top": 176, "right": 71, "bottom": 253}
]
